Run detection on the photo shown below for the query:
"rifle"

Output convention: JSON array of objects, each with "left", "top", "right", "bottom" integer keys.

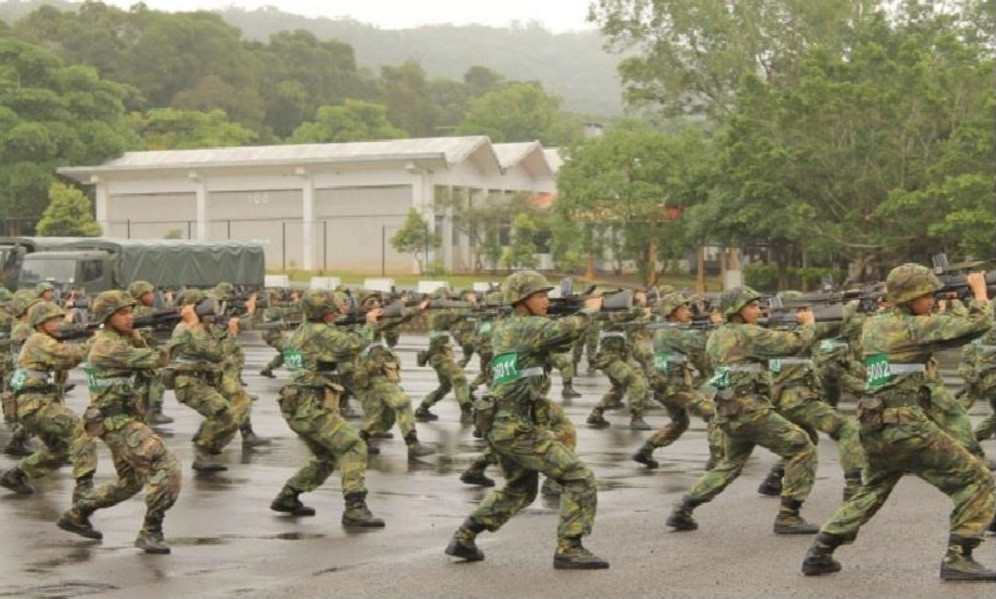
[
  {"left": 55, "top": 308, "right": 185, "bottom": 341},
  {"left": 931, "top": 253, "right": 996, "bottom": 300}
]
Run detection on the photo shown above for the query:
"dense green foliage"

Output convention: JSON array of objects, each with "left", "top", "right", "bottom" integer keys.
[{"left": 36, "top": 182, "right": 102, "bottom": 236}]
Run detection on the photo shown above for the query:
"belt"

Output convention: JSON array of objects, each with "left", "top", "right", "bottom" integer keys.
[
  {"left": 663, "top": 355, "right": 687, "bottom": 364},
  {"left": 599, "top": 331, "right": 626, "bottom": 339},
  {"left": 519, "top": 367, "right": 545, "bottom": 378},
  {"left": 21, "top": 369, "right": 51, "bottom": 380},
  {"left": 429, "top": 331, "right": 450, "bottom": 340},
  {"left": 90, "top": 376, "right": 136, "bottom": 389},
  {"left": 360, "top": 341, "right": 389, "bottom": 357},
  {"left": 725, "top": 364, "right": 763, "bottom": 373},
  {"left": 772, "top": 358, "right": 813, "bottom": 366},
  {"left": 888, "top": 363, "right": 926, "bottom": 374}
]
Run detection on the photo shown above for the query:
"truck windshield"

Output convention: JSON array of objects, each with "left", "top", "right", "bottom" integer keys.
[{"left": 18, "top": 258, "right": 76, "bottom": 286}]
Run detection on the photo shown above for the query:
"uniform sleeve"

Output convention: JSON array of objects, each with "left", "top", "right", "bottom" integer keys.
[
  {"left": 38, "top": 335, "right": 87, "bottom": 369},
  {"left": 906, "top": 300, "right": 993, "bottom": 353},
  {"left": 743, "top": 324, "right": 818, "bottom": 359},
  {"left": 318, "top": 323, "right": 375, "bottom": 361},
  {"left": 92, "top": 337, "right": 163, "bottom": 370},
  {"left": 523, "top": 312, "right": 591, "bottom": 353}
]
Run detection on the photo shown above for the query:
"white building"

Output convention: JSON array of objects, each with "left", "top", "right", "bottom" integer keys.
[{"left": 58, "top": 137, "right": 559, "bottom": 273}]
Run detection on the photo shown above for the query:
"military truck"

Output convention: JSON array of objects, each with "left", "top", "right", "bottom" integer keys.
[
  {"left": 4, "top": 238, "right": 265, "bottom": 293},
  {"left": 0, "top": 237, "right": 84, "bottom": 290}
]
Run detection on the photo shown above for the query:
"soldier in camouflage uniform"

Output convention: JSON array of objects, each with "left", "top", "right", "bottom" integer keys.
[
  {"left": 127, "top": 280, "right": 173, "bottom": 425},
  {"left": 451, "top": 290, "right": 479, "bottom": 368},
  {"left": 585, "top": 304, "right": 653, "bottom": 430},
  {"left": 167, "top": 290, "right": 236, "bottom": 471},
  {"left": 573, "top": 318, "right": 600, "bottom": 375},
  {"left": 269, "top": 289, "right": 384, "bottom": 528},
  {"left": 3, "top": 290, "right": 43, "bottom": 457},
  {"left": 632, "top": 292, "right": 724, "bottom": 470},
  {"left": 415, "top": 288, "right": 473, "bottom": 423},
  {"left": 352, "top": 294, "right": 435, "bottom": 459},
  {"left": 666, "top": 286, "right": 822, "bottom": 535},
  {"left": 968, "top": 325, "right": 996, "bottom": 443},
  {"left": 814, "top": 301, "right": 867, "bottom": 408},
  {"left": 802, "top": 265, "right": 995, "bottom": 581},
  {"left": 445, "top": 270, "right": 608, "bottom": 570},
  {"left": 0, "top": 301, "right": 97, "bottom": 501},
  {"left": 754, "top": 291, "right": 866, "bottom": 501},
  {"left": 259, "top": 289, "right": 300, "bottom": 379},
  {"left": 57, "top": 290, "right": 181, "bottom": 553},
  {"left": 469, "top": 291, "right": 503, "bottom": 394},
  {"left": 36, "top": 282, "right": 56, "bottom": 302}
]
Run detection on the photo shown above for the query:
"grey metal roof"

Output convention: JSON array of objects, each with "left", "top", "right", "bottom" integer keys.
[
  {"left": 58, "top": 136, "right": 499, "bottom": 176},
  {"left": 493, "top": 142, "right": 555, "bottom": 177},
  {"left": 542, "top": 148, "right": 564, "bottom": 174}
]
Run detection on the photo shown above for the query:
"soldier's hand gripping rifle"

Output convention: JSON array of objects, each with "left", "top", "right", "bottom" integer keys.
[{"left": 931, "top": 253, "right": 996, "bottom": 301}]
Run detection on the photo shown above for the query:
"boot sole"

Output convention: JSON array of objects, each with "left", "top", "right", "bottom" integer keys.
[
  {"left": 445, "top": 543, "right": 484, "bottom": 561},
  {"left": 271, "top": 506, "right": 316, "bottom": 517},
  {"left": 666, "top": 520, "right": 698, "bottom": 531},
  {"left": 940, "top": 568, "right": 996, "bottom": 581},
  {"left": 136, "top": 541, "right": 171, "bottom": 554},
  {"left": 460, "top": 477, "right": 495, "bottom": 487},
  {"left": 57, "top": 518, "right": 103, "bottom": 540},
  {"left": 554, "top": 559, "right": 610, "bottom": 570},
  {"left": 1, "top": 482, "right": 34, "bottom": 495},
  {"left": 802, "top": 561, "right": 841, "bottom": 576},
  {"left": 342, "top": 519, "right": 386, "bottom": 528},
  {"left": 774, "top": 526, "right": 820, "bottom": 535}
]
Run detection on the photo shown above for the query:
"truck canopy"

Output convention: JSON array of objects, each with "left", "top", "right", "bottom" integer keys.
[{"left": 58, "top": 238, "right": 266, "bottom": 288}]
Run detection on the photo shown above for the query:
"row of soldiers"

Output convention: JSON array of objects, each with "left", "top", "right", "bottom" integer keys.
[{"left": 0, "top": 265, "right": 994, "bottom": 577}]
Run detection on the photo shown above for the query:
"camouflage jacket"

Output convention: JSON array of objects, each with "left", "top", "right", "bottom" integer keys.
[
  {"left": 284, "top": 320, "right": 375, "bottom": 388},
  {"left": 652, "top": 324, "right": 708, "bottom": 386},
  {"left": 355, "top": 308, "right": 420, "bottom": 381},
  {"left": 705, "top": 322, "right": 817, "bottom": 395},
  {"left": 427, "top": 309, "right": 463, "bottom": 352},
  {"left": 168, "top": 322, "right": 224, "bottom": 373},
  {"left": 87, "top": 329, "right": 164, "bottom": 423},
  {"left": 769, "top": 322, "right": 840, "bottom": 388},
  {"left": 860, "top": 299, "right": 992, "bottom": 396},
  {"left": 596, "top": 307, "right": 646, "bottom": 360},
  {"left": 15, "top": 331, "right": 89, "bottom": 391}
]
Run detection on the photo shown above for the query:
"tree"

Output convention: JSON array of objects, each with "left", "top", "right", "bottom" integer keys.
[
  {"left": 500, "top": 213, "right": 540, "bottom": 270},
  {"left": 289, "top": 100, "right": 406, "bottom": 143},
  {"left": 390, "top": 208, "right": 441, "bottom": 274},
  {"left": 457, "top": 81, "right": 580, "bottom": 145},
  {"left": 379, "top": 61, "right": 438, "bottom": 136},
  {"left": 36, "top": 182, "right": 102, "bottom": 237},
  {"left": 131, "top": 108, "right": 257, "bottom": 150}
]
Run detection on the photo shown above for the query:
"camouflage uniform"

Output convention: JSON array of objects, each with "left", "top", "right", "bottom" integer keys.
[
  {"left": 416, "top": 299, "right": 473, "bottom": 423},
  {"left": 445, "top": 271, "right": 608, "bottom": 569},
  {"left": 450, "top": 306, "right": 478, "bottom": 369},
  {"left": 586, "top": 307, "right": 652, "bottom": 430},
  {"left": 269, "top": 290, "right": 383, "bottom": 527},
  {"left": 572, "top": 318, "right": 600, "bottom": 374},
  {"left": 968, "top": 328, "right": 996, "bottom": 442},
  {"left": 2, "top": 290, "right": 43, "bottom": 456},
  {"left": 0, "top": 302, "right": 96, "bottom": 499},
  {"left": 128, "top": 281, "right": 171, "bottom": 425},
  {"left": 813, "top": 302, "right": 867, "bottom": 408},
  {"left": 803, "top": 264, "right": 995, "bottom": 581},
  {"left": 259, "top": 295, "right": 300, "bottom": 377},
  {"left": 666, "top": 286, "right": 821, "bottom": 535}
]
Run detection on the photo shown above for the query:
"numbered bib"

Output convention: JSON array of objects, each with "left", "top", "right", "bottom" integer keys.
[
  {"left": 707, "top": 367, "right": 731, "bottom": 390},
  {"left": 8, "top": 369, "right": 26, "bottom": 392},
  {"left": 865, "top": 353, "right": 891, "bottom": 389},
  {"left": 283, "top": 349, "right": 304, "bottom": 372},
  {"left": 655, "top": 352, "right": 671, "bottom": 372},
  {"left": 83, "top": 363, "right": 98, "bottom": 393},
  {"left": 768, "top": 359, "right": 782, "bottom": 374},
  {"left": 491, "top": 352, "right": 521, "bottom": 385}
]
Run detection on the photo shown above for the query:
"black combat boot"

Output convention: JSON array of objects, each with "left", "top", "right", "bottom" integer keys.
[
  {"left": 259, "top": 366, "right": 276, "bottom": 379},
  {"left": 459, "top": 403, "right": 475, "bottom": 425},
  {"left": 445, "top": 518, "right": 486, "bottom": 561},
  {"left": 561, "top": 380, "right": 582, "bottom": 399},
  {"left": 460, "top": 459, "right": 495, "bottom": 487},
  {"left": 57, "top": 505, "right": 103, "bottom": 540},
  {"left": 586, "top": 408, "right": 610, "bottom": 429},
  {"left": 240, "top": 422, "right": 271, "bottom": 449},
  {"left": 773, "top": 497, "right": 819, "bottom": 534},
  {"left": 270, "top": 489, "right": 316, "bottom": 516},
  {"left": 631, "top": 443, "right": 659, "bottom": 469},
  {"left": 842, "top": 470, "right": 862, "bottom": 501},
  {"left": 405, "top": 431, "right": 436, "bottom": 459},
  {"left": 665, "top": 495, "right": 701, "bottom": 531},
  {"left": 359, "top": 430, "right": 380, "bottom": 455},
  {"left": 414, "top": 404, "right": 439, "bottom": 422},
  {"left": 802, "top": 532, "right": 843, "bottom": 575},
  {"left": 0, "top": 467, "right": 34, "bottom": 495},
  {"left": 135, "top": 513, "right": 170, "bottom": 554},
  {"left": 553, "top": 536, "right": 609, "bottom": 570},
  {"left": 416, "top": 350, "right": 429, "bottom": 367},
  {"left": 757, "top": 465, "right": 784, "bottom": 496},
  {"left": 940, "top": 536, "right": 996, "bottom": 581},
  {"left": 3, "top": 433, "right": 33, "bottom": 457},
  {"left": 341, "top": 491, "right": 385, "bottom": 528}
]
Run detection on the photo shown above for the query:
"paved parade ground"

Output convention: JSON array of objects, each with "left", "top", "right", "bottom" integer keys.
[{"left": 1, "top": 333, "right": 993, "bottom": 599}]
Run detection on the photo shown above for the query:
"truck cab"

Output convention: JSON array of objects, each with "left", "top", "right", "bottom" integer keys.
[{"left": 17, "top": 251, "right": 113, "bottom": 294}]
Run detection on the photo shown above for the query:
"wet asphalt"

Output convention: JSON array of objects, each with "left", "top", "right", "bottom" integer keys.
[{"left": 0, "top": 333, "right": 993, "bottom": 599}]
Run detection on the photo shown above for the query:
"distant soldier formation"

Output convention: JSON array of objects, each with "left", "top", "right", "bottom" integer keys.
[{"left": 0, "top": 261, "right": 994, "bottom": 581}]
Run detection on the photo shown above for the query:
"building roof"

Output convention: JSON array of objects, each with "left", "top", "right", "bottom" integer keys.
[
  {"left": 492, "top": 141, "right": 554, "bottom": 178},
  {"left": 58, "top": 136, "right": 505, "bottom": 178}
]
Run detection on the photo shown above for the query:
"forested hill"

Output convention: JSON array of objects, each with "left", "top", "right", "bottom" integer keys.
[{"left": 0, "top": 1, "right": 623, "bottom": 116}]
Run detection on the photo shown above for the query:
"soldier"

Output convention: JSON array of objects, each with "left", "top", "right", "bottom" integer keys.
[
  {"left": 802, "top": 265, "right": 995, "bottom": 580},
  {"left": 57, "top": 290, "right": 181, "bottom": 553},
  {"left": 573, "top": 317, "right": 600, "bottom": 375},
  {"left": 969, "top": 326, "right": 996, "bottom": 444},
  {"left": 585, "top": 303, "right": 653, "bottom": 430},
  {"left": 444, "top": 270, "right": 608, "bottom": 570},
  {"left": 665, "top": 286, "right": 822, "bottom": 535},
  {"left": 468, "top": 290, "right": 503, "bottom": 394},
  {"left": 259, "top": 289, "right": 300, "bottom": 379},
  {"left": 631, "top": 292, "right": 723, "bottom": 470},
  {"left": 3, "top": 290, "right": 44, "bottom": 457},
  {"left": 451, "top": 290, "right": 479, "bottom": 368},
  {"left": 268, "top": 289, "right": 384, "bottom": 528},
  {"left": 814, "top": 301, "right": 867, "bottom": 408},
  {"left": 0, "top": 301, "right": 96, "bottom": 501},
  {"left": 414, "top": 288, "right": 473, "bottom": 423},
  {"left": 127, "top": 280, "right": 173, "bottom": 425},
  {"left": 36, "top": 282, "right": 56, "bottom": 302},
  {"left": 167, "top": 290, "right": 237, "bottom": 471}
]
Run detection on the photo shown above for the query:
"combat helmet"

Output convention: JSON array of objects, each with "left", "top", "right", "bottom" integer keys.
[
  {"left": 128, "top": 280, "right": 155, "bottom": 300},
  {"left": 659, "top": 292, "right": 690, "bottom": 318},
  {"left": 92, "top": 290, "right": 136, "bottom": 323},
  {"left": 719, "top": 286, "right": 764, "bottom": 319},
  {"left": 27, "top": 301, "right": 66, "bottom": 329},
  {"left": 886, "top": 263, "right": 943, "bottom": 304},
  {"left": 503, "top": 270, "right": 554, "bottom": 305},
  {"left": 36, "top": 282, "right": 56, "bottom": 298},
  {"left": 0, "top": 286, "right": 13, "bottom": 305},
  {"left": 301, "top": 290, "right": 347, "bottom": 319},
  {"left": 212, "top": 282, "right": 235, "bottom": 300},
  {"left": 11, "top": 289, "right": 42, "bottom": 318}
]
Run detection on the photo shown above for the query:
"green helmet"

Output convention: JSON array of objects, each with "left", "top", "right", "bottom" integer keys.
[
  {"left": 0, "top": 286, "right": 12, "bottom": 304},
  {"left": 659, "top": 292, "right": 690, "bottom": 318},
  {"left": 886, "top": 263, "right": 942, "bottom": 304},
  {"left": 11, "top": 289, "right": 42, "bottom": 317},
  {"left": 301, "top": 290, "right": 338, "bottom": 319},
  {"left": 719, "top": 286, "right": 764, "bottom": 319},
  {"left": 502, "top": 270, "right": 554, "bottom": 305},
  {"left": 212, "top": 282, "right": 235, "bottom": 300},
  {"left": 128, "top": 280, "right": 155, "bottom": 299},
  {"left": 178, "top": 289, "right": 208, "bottom": 306},
  {"left": 36, "top": 282, "right": 56, "bottom": 297},
  {"left": 778, "top": 290, "right": 803, "bottom": 299},
  {"left": 27, "top": 301, "right": 66, "bottom": 329},
  {"left": 92, "top": 290, "right": 136, "bottom": 323},
  {"left": 430, "top": 286, "right": 452, "bottom": 300}
]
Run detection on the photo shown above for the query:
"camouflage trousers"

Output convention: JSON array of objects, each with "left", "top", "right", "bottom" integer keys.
[
  {"left": 975, "top": 384, "right": 995, "bottom": 441},
  {"left": 688, "top": 403, "right": 816, "bottom": 503},
  {"left": 277, "top": 385, "right": 367, "bottom": 497},
  {"left": 649, "top": 379, "right": 725, "bottom": 462},
  {"left": 470, "top": 348, "right": 494, "bottom": 390},
  {"left": 925, "top": 380, "right": 984, "bottom": 458},
  {"left": 550, "top": 352, "right": 574, "bottom": 383},
  {"left": 220, "top": 370, "right": 253, "bottom": 428},
  {"left": 174, "top": 375, "right": 239, "bottom": 454},
  {"left": 572, "top": 324, "right": 599, "bottom": 369},
  {"left": 595, "top": 358, "right": 649, "bottom": 416},
  {"left": 471, "top": 411, "right": 596, "bottom": 540},
  {"left": 421, "top": 347, "right": 470, "bottom": 409},
  {"left": 81, "top": 416, "right": 181, "bottom": 518},
  {"left": 14, "top": 393, "right": 96, "bottom": 481},
  {"left": 142, "top": 375, "right": 166, "bottom": 417},
  {"left": 262, "top": 329, "right": 286, "bottom": 372},
  {"left": 776, "top": 387, "right": 866, "bottom": 474},
  {"left": 819, "top": 409, "right": 994, "bottom": 544},
  {"left": 468, "top": 399, "right": 576, "bottom": 474},
  {"left": 816, "top": 355, "right": 865, "bottom": 407},
  {"left": 357, "top": 376, "right": 417, "bottom": 438}
]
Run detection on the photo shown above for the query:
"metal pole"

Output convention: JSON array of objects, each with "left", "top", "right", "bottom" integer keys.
[
  {"left": 126, "top": 219, "right": 131, "bottom": 239},
  {"left": 423, "top": 220, "right": 429, "bottom": 272},
  {"left": 282, "top": 221, "right": 287, "bottom": 271},
  {"left": 323, "top": 220, "right": 328, "bottom": 272},
  {"left": 382, "top": 225, "right": 386, "bottom": 277},
  {"left": 227, "top": 219, "right": 231, "bottom": 239},
  {"left": 187, "top": 221, "right": 192, "bottom": 239}
]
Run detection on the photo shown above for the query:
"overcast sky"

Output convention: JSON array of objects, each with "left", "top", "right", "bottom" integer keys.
[{"left": 98, "top": 1, "right": 598, "bottom": 32}]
